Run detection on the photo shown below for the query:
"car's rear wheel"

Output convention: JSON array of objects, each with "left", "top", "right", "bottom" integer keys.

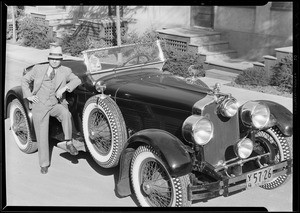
[
  {"left": 254, "top": 127, "right": 292, "bottom": 189},
  {"left": 9, "top": 99, "right": 37, "bottom": 153},
  {"left": 130, "top": 145, "right": 191, "bottom": 207},
  {"left": 82, "top": 96, "right": 127, "bottom": 168}
]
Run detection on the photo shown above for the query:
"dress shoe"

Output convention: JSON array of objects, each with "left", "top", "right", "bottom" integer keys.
[
  {"left": 40, "top": 166, "right": 48, "bottom": 174},
  {"left": 66, "top": 143, "right": 79, "bottom": 155}
]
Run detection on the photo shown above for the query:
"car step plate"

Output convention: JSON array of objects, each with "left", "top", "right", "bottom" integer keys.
[
  {"left": 246, "top": 166, "right": 273, "bottom": 188},
  {"left": 57, "top": 138, "right": 86, "bottom": 152}
]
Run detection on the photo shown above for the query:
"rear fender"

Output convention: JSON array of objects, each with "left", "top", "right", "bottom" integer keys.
[
  {"left": 5, "top": 86, "right": 36, "bottom": 141},
  {"left": 116, "top": 129, "right": 192, "bottom": 197}
]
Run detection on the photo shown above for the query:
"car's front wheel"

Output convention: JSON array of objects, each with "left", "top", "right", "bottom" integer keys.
[
  {"left": 8, "top": 99, "right": 37, "bottom": 153},
  {"left": 254, "top": 127, "right": 292, "bottom": 189},
  {"left": 130, "top": 145, "right": 191, "bottom": 207},
  {"left": 82, "top": 96, "right": 127, "bottom": 168}
]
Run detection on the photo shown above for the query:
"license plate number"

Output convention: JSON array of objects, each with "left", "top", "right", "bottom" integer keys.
[{"left": 246, "top": 167, "right": 273, "bottom": 188}]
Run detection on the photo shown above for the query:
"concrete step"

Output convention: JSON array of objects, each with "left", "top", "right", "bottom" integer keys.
[
  {"left": 31, "top": 11, "right": 69, "bottom": 20},
  {"left": 205, "top": 69, "right": 239, "bottom": 82},
  {"left": 190, "top": 33, "right": 222, "bottom": 43},
  {"left": 204, "top": 58, "right": 254, "bottom": 74},
  {"left": 189, "top": 40, "right": 229, "bottom": 53},
  {"left": 35, "top": 6, "right": 66, "bottom": 13},
  {"left": 46, "top": 13, "right": 70, "bottom": 21},
  {"left": 157, "top": 27, "right": 222, "bottom": 48},
  {"left": 200, "top": 49, "right": 238, "bottom": 61}
]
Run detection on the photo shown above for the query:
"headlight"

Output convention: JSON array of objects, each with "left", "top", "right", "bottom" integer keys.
[
  {"left": 220, "top": 98, "right": 239, "bottom": 117},
  {"left": 234, "top": 138, "right": 253, "bottom": 159},
  {"left": 241, "top": 101, "right": 270, "bottom": 129},
  {"left": 95, "top": 80, "right": 106, "bottom": 93},
  {"left": 182, "top": 115, "right": 214, "bottom": 145}
]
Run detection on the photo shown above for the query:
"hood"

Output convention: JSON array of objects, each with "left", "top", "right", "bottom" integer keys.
[{"left": 105, "top": 69, "right": 211, "bottom": 112}]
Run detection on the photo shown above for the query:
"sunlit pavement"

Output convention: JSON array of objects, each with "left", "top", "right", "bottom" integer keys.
[{"left": 4, "top": 42, "right": 293, "bottom": 210}]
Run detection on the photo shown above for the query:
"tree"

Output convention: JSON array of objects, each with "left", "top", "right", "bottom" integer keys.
[{"left": 11, "top": 6, "right": 16, "bottom": 42}]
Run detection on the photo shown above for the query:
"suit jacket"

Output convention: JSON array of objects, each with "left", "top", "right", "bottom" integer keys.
[{"left": 22, "top": 63, "right": 82, "bottom": 109}]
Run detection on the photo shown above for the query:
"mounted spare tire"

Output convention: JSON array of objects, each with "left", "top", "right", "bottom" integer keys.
[{"left": 82, "top": 95, "right": 127, "bottom": 168}]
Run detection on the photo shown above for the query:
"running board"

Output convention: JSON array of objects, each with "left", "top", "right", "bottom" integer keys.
[{"left": 57, "top": 138, "right": 86, "bottom": 152}]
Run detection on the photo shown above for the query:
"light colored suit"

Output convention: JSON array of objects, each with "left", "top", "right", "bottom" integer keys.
[{"left": 22, "top": 64, "right": 81, "bottom": 167}]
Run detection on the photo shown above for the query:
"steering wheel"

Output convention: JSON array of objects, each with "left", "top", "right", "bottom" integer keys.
[{"left": 122, "top": 54, "right": 150, "bottom": 66}]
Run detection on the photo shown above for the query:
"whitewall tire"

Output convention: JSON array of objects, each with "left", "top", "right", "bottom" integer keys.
[
  {"left": 9, "top": 99, "right": 37, "bottom": 153},
  {"left": 130, "top": 145, "right": 191, "bottom": 207},
  {"left": 255, "top": 127, "right": 292, "bottom": 189},
  {"left": 82, "top": 96, "right": 127, "bottom": 168}
]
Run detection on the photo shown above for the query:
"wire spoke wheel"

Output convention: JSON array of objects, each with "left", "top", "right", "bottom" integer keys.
[
  {"left": 82, "top": 96, "right": 127, "bottom": 168},
  {"left": 13, "top": 109, "right": 28, "bottom": 144},
  {"left": 131, "top": 146, "right": 191, "bottom": 207},
  {"left": 88, "top": 108, "right": 112, "bottom": 155},
  {"left": 9, "top": 99, "right": 37, "bottom": 153},
  {"left": 140, "top": 159, "right": 173, "bottom": 206},
  {"left": 255, "top": 127, "right": 292, "bottom": 189}
]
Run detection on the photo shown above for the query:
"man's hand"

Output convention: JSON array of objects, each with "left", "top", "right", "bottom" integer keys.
[
  {"left": 56, "top": 86, "right": 68, "bottom": 99},
  {"left": 27, "top": 95, "right": 39, "bottom": 104}
]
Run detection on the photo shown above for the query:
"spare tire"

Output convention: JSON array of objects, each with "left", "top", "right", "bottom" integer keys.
[{"left": 82, "top": 95, "right": 127, "bottom": 168}]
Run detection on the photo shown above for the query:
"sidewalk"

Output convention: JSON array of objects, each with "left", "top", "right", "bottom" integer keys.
[
  {"left": 200, "top": 77, "right": 293, "bottom": 112},
  {"left": 6, "top": 42, "right": 82, "bottom": 65},
  {"left": 5, "top": 42, "right": 293, "bottom": 112}
]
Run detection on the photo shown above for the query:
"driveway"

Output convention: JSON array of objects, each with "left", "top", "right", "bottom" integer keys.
[{"left": 3, "top": 42, "right": 293, "bottom": 210}]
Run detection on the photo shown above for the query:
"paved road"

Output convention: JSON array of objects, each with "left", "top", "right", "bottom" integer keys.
[
  {"left": 4, "top": 43, "right": 293, "bottom": 210},
  {"left": 4, "top": 119, "right": 293, "bottom": 210}
]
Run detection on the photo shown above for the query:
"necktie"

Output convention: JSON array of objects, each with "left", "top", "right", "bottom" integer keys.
[{"left": 49, "top": 68, "right": 55, "bottom": 80}]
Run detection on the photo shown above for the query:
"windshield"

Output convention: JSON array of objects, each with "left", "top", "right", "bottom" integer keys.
[{"left": 82, "top": 40, "right": 165, "bottom": 75}]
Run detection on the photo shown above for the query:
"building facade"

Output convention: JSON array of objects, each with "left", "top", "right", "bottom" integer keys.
[
  {"left": 124, "top": 3, "right": 292, "bottom": 59},
  {"left": 23, "top": 4, "right": 292, "bottom": 59}
]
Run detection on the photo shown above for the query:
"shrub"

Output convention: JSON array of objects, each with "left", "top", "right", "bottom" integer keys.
[
  {"left": 123, "top": 29, "right": 205, "bottom": 78},
  {"left": 270, "top": 54, "right": 293, "bottom": 93},
  {"left": 162, "top": 44, "right": 205, "bottom": 78},
  {"left": 61, "top": 32, "right": 107, "bottom": 57},
  {"left": 123, "top": 28, "right": 159, "bottom": 44},
  {"left": 234, "top": 66, "right": 270, "bottom": 86},
  {"left": 6, "top": 30, "right": 12, "bottom": 40},
  {"left": 16, "top": 15, "right": 54, "bottom": 49},
  {"left": 61, "top": 26, "right": 205, "bottom": 78},
  {"left": 61, "top": 32, "right": 89, "bottom": 56}
]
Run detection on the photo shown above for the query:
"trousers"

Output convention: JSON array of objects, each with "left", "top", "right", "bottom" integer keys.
[{"left": 32, "top": 102, "right": 72, "bottom": 167}]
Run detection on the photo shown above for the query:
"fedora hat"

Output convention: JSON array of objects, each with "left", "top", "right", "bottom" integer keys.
[{"left": 48, "top": 46, "right": 63, "bottom": 60}]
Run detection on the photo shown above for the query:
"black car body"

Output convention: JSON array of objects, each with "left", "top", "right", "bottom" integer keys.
[{"left": 5, "top": 41, "right": 293, "bottom": 207}]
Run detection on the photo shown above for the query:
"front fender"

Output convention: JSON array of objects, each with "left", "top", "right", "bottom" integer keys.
[
  {"left": 116, "top": 129, "right": 192, "bottom": 197},
  {"left": 5, "top": 86, "right": 36, "bottom": 141},
  {"left": 259, "top": 100, "right": 293, "bottom": 137},
  {"left": 127, "top": 129, "right": 192, "bottom": 177}
]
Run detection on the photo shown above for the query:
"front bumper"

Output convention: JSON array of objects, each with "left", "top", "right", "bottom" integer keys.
[{"left": 187, "top": 159, "right": 293, "bottom": 202}]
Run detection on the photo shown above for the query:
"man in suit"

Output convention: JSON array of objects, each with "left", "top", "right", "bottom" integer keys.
[{"left": 22, "top": 45, "right": 82, "bottom": 174}]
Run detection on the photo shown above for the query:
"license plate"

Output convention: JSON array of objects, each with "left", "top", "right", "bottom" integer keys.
[{"left": 246, "top": 167, "right": 273, "bottom": 188}]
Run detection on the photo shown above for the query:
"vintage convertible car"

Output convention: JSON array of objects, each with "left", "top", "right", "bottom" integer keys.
[{"left": 5, "top": 41, "right": 293, "bottom": 207}]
